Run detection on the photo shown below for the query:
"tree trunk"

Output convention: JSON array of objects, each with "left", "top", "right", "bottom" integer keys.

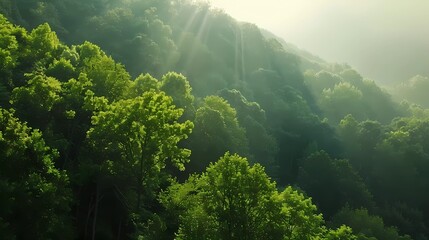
[
  {"left": 116, "top": 217, "right": 122, "bottom": 240},
  {"left": 136, "top": 157, "right": 143, "bottom": 212},
  {"left": 92, "top": 184, "right": 100, "bottom": 240},
  {"left": 84, "top": 193, "right": 94, "bottom": 239}
]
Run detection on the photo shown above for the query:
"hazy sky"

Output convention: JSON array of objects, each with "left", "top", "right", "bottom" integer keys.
[{"left": 197, "top": 0, "right": 429, "bottom": 84}]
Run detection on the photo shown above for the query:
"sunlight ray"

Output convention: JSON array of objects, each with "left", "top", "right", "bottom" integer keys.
[
  {"left": 234, "top": 24, "right": 240, "bottom": 82},
  {"left": 181, "top": 6, "right": 211, "bottom": 72},
  {"left": 240, "top": 24, "right": 246, "bottom": 82},
  {"left": 166, "top": 4, "right": 201, "bottom": 69},
  {"left": 173, "top": 4, "right": 200, "bottom": 50}
]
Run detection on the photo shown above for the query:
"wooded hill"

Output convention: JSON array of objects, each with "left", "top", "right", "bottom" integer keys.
[{"left": 0, "top": 1, "right": 428, "bottom": 239}]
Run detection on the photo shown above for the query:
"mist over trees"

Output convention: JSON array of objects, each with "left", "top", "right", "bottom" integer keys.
[
  {"left": 0, "top": 0, "right": 427, "bottom": 239},
  {"left": 391, "top": 75, "right": 429, "bottom": 108}
]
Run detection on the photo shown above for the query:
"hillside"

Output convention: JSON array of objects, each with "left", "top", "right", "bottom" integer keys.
[{"left": 0, "top": 1, "right": 428, "bottom": 239}]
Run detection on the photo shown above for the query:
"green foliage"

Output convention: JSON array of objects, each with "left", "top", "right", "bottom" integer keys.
[
  {"left": 163, "top": 153, "right": 338, "bottom": 240},
  {"left": 337, "top": 114, "right": 429, "bottom": 237},
  {"left": 0, "top": 14, "right": 19, "bottom": 81},
  {"left": 306, "top": 69, "right": 401, "bottom": 124},
  {"left": 392, "top": 75, "right": 429, "bottom": 108},
  {"left": 11, "top": 73, "right": 62, "bottom": 111},
  {"left": 192, "top": 153, "right": 282, "bottom": 239},
  {"left": 87, "top": 90, "right": 193, "bottom": 209},
  {"left": 46, "top": 57, "right": 77, "bottom": 82},
  {"left": 218, "top": 89, "right": 278, "bottom": 170},
  {"left": 305, "top": 70, "right": 342, "bottom": 96},
  {"left": 325, "top": 225, "right": 357, "bottom": 240},
  {"left": 62, "top": 73, "right": 93, "bottom": 110},
  {"left": 0, "top": 108, "right": 72, "bottom": 239},
  {"left": 0, "top": 14, "right": 28, "bottom": 93},
  {"left": 79, "top": 3, "right": 178, "bottom": 77},
  {"left": 188, "top": 96, "right": 248, "bottom": 171},
  {"left": 337, "top": 115, "right": 384, "bottom": 173},
  {"left": 279, "top": 186, "right": 325, "bottom": 239},
  {"left": 160, "top": 72, "right": 195, "bottom": 119},
  {"left": 330, "top": 207, "right": 412, "bottom": 240},
  {"left": 10, "top": 73, "right": 62, "bottom": 129},
  {"left": 76, "top": 41, "right": 131, "bottom": 101},
  {"left": 75, "top": 87, "right": 193, "bottom": 239},
  {"left": 297, "top": 151, "right": 374, "bottom": 218},
  {"left": 130, "top": 73, "right": 160, "bottom": 97},
  {"left": 27, "top": 23, "right": 60, "bottom": 61},
  {"left": 0, "top": 0, "right": 427, "bottom": 238},
  {"left": 320, "top": 82, "right": 364, "bottom": 124}
]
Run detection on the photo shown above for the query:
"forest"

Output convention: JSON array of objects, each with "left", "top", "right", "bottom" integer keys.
[{"left": 0, "top": 0, "right": 428, "bottom": 239}]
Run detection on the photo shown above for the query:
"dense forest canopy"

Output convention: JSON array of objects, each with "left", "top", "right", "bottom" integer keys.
[{"left": 0, "top": 0, "right": 428, "bottom": 239}]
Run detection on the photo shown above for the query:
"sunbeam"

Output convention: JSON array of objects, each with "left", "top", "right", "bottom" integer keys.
[{"left": 181, "top": 4, "right": 211, "bottom": 73}]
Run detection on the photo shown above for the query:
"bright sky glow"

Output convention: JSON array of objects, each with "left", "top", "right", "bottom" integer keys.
[{"left": 196, "top": 0, "right": 429, "bottom": 84}]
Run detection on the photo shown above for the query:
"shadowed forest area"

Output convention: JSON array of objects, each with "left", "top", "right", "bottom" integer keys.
[{"left": 0, "top": 0, "right": 428, "bottom": 239}]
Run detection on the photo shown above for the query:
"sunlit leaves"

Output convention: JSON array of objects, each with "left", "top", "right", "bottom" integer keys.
[
  {"left": 160, "top": 72, "right": 194, "bottom": 110},
  {"left": 280, "top": 186, "right": 325, "bottom": 239},
  {"left": 325, "top": 225, "right": 357, "bottom": 240},
  {"left": 0, "top": 14, "right": 19, "bottom": 77},
  {"left": 76, "top": 41, "right": 131, "bottom": 101},
  {"left": 163, "top": 152, "right": 357, "bottom": 239},
  {"left": 11, "top": 73, "right": 62, "bottom": 111},
  {"left": 28, "top": 23, "right": 60, "bottom": 61},
  {"left": 130, "top": 73, "right": 160, "bottom": 97},
  {"left": 46, "top": 57, "right": 76, "bottom": 82},
  {"left": 165, "top": 153, "right": 285, "bottom": 239},
  {"left": 87, "top": 90, "right": 193, "bottom": 210},
  {"left": 10, "top": 73, "right": 62, "bottom": 129},
  {"left": 188, "top": 96, "right": 248, "bottom": 171}
]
